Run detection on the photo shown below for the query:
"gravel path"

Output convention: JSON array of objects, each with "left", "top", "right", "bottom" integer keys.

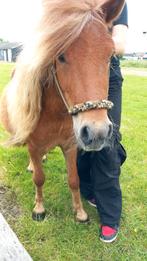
[{"left": 122, "top": 68, "right": 147, "bottom": 77}]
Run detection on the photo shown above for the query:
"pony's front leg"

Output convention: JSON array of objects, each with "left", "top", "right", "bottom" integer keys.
[
  {"left": 28, "top": 145, "right": 46, "bottom": 221},
  {"left": 27, "top": 155, "right": 47, "bottom": 172},
  {"left": 63, "top": 147, "right": 89, "bottom": 222}
]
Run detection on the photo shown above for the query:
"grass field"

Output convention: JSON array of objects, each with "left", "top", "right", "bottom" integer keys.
[
  {"left": 0, "top": 63, "right": 147, "bottom": 261},
  {"left": 121, "top": 59, "right": 147, "bottom": 69}
]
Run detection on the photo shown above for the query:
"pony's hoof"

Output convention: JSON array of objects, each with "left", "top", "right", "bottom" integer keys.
[
  {"left": 75, "top": 209, "right": 90, "bottom": 224},
  {"left": 42, "top": 155, "right": 47, "bottom": 162},
  {"left": 27, "top": 168, "right": 33, "bottom": 173},
  {"left": 32, "top": 211, "right": 46, "bottom": 221},
  {"left": 75, "top": 216, "right": 90, "bottom": 224}
]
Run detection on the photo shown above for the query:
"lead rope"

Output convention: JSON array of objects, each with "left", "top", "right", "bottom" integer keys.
[{"left": 51, "top": 66, "right": 71, "bottom": 113}]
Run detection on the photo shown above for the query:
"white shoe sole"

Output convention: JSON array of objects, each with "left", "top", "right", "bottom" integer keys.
[
  {"left": 100, "top": 233, "right": 118, "bottom": 243},
  {"left": 87, "top": 200, "right": 97, "bottom": 208}
]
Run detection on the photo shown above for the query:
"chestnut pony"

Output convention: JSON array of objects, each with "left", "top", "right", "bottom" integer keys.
[{"left": 0, "top": 0, "right": 125, "bottom": 222}]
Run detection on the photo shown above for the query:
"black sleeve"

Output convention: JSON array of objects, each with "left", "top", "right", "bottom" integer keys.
[{"left": 113, "top": 3, "right": 128, "bottom": 27}]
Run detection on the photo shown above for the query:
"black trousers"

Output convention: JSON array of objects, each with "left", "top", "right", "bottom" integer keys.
[{"left": 77, "top": 66, "right": 127, "bottom": 227}]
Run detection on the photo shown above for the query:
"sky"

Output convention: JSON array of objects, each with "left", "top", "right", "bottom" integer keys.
[{"left": 0, "top": 0, "right": 147, "bottom": 53}]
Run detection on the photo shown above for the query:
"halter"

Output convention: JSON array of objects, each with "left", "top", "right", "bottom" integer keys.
[{"left": 51, "top": 65, "right": 113, "bottom": 116}]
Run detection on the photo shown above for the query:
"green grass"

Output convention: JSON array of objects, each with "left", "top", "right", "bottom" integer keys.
[
  {"left": 0, "top": 62, "right": 15, "bottom": 93},
  {"left": 0, "top": 63, "right": 147, "bottom": 260},
  {"left": 121, "top": 59, "right": 147, "bottom": 68}
]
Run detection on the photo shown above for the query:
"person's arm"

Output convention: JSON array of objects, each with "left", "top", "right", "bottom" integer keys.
[
  {"left": 112, "top": 2, "right": 128, "bottom": 55},
  {"left": 112, "top": 24, "right": 128, "bottom": 55}
]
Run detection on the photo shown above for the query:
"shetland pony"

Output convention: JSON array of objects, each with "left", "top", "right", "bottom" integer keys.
[{"left": 0, "top": 0, "right": 125, "bottom": 222}]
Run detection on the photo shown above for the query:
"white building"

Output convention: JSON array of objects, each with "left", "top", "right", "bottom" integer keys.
[{"left": 0, "top": 42, "right": 22, "bottom": 62}]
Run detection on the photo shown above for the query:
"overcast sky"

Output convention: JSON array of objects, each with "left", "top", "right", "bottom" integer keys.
[{"left": 0, "top": 0, "right": 147, "bottom": 52}]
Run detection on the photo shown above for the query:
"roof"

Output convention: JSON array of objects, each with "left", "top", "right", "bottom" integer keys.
[{"left": 0, "top": 42, "right": 22, "bottom": 50}]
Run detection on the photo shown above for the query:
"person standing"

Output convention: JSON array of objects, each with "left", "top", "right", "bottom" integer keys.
[{"left": 77, "top": 2, "right": 128, "bottom": 243}]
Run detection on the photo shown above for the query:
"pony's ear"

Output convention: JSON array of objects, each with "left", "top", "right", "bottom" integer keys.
[{"left": 101, "top": 0, "right": 125, "bottom": 24}]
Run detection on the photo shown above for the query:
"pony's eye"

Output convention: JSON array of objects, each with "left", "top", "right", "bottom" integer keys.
[{"left": 58, "top": 54, "right": 66, "bottom": 63}]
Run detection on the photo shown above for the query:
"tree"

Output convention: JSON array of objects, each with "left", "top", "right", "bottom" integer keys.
[{"left": 0, "top": 38, "right": 5, "bottom": 42}]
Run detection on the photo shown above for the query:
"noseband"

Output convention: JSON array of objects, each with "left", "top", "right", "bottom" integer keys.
[{"left": 51, "top": 65, "right": 113, "bottom": 116}]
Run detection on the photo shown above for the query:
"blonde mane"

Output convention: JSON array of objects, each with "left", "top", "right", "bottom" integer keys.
[{"left": 7, "top": 0, "right": 106, "bottom": 145}]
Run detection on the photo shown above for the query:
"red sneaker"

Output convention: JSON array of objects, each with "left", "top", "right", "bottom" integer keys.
[{"left": 100, "top": 225, "right": 119, "bottom": 243}]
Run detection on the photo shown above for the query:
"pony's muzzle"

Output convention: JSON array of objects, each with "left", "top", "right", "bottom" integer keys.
[
  {"left": 80, "top": 123, "right": 112, "bottom": 145},
  {"left": 79, "top": 122, "right": 113, "bottom": 151}
]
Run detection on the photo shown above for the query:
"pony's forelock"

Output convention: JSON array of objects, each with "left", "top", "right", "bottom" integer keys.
[{"left": 7, "top": 0, "right": 106, "bottom": 146}]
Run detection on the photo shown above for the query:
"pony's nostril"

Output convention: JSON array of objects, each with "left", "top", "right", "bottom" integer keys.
[
  {"left": 82, "top": 126, "right": 89, "bottom": 138},
  {"left": 80, "top": 126, "right": 92, "bottom": 146},
  {"left": 108, "top": 124, "right": 113, "bottom": 137},
  {"left": 80, "top": 123, "right": 113, "bottom": 148}
]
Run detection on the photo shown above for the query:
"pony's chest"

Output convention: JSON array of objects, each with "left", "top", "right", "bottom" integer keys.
[
  {"left": 30, "top": 86, "right": 75, "bottom": 148},
  {"left": 30, "top": 108, "right": 75, "bottom": 148}
]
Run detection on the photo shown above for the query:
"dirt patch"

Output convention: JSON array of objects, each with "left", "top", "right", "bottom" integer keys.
[
  {"left": 0, "top": 185, "right": 21, "bottom": 221},
  {"left": 0, "top": 167, "right": 21, "bottom": 222}
]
